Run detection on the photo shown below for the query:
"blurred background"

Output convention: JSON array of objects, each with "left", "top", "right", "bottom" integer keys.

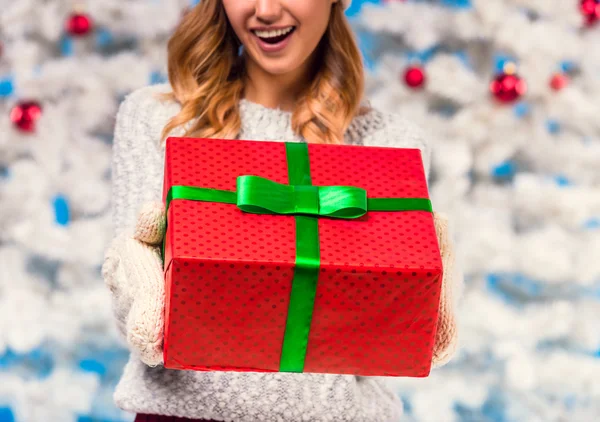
[{"left": 0, "top": 0, "right": 599, "bottom": 421}]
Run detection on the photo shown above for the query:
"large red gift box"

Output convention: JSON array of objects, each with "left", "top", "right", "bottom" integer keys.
[{"left": 161, "top": 137, "right": 443, "bottom": 377}]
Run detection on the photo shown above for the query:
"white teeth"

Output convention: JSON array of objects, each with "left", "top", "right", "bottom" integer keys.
[{"left": 253, "top": 27, "right": 294, "bottom": 39}]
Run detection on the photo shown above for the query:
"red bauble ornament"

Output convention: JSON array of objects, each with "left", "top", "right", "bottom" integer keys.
[
  {"left": 550, "top": 73, "right": 569, "bottom": 91},
  {"left": 490, "top": 71, "right": 527, "bottom": 103},
  {"left": 10, "top": 101, "right": 43, "bottom": 133},
  {"left": 66, "top": 13, "right": 93, "bottom": 36},
  {"left": 403, "top": 65, "right": 426, "bottom": 89},
  {"left": 580, "top": 0, "right": 600, "bottom": 25}
]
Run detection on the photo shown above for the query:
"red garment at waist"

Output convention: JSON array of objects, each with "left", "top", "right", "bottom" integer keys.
[{"left": 134, "top": 414, "right": 221, "bottom": 422}]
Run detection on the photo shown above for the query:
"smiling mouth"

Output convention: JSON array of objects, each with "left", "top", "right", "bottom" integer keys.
[{"left": 251, "top": 26, "right": 296, "bottom": 44}]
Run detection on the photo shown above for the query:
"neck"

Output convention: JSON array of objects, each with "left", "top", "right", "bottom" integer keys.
[{"left": 242, "top": 54, "right": 315, "bottom": 112}]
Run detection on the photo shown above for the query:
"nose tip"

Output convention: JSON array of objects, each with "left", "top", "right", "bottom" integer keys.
[{"left": 254, "top": 0, "right": 283, "bottom": 22}]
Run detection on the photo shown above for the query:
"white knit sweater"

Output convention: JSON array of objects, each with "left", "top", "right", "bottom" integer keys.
[{"left": 108, "top": 83, "right": 432, "bottom": 422}]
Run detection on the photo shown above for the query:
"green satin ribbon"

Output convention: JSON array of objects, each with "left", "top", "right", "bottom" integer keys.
[
  {"left": 236, "top": 175, "right": 368, "bottom": 218},
  {"left": 163, "top": 142, "right": 433, "bottom": 373}
]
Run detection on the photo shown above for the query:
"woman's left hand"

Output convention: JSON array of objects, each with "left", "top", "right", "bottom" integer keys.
[{"left": 431, "top": 211, "right": 463, "bottom": 367}]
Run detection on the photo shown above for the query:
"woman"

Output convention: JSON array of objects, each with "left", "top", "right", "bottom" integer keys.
[{"left": 102, "top": 0, "right": 461, "bottom": 421}]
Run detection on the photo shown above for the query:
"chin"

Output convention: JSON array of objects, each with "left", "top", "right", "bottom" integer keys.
[
  {"left": 262, "top": 65, "right": 296, "bottom": 76},
  {"left": 245, "top": 47, "right": 298, "bottom": 75},
  {"left": 257, "top": 60, "right": 298, "bottom": 76}
]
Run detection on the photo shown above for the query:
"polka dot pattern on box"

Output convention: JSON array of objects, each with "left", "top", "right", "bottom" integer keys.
[
  {"left": 307, "top": 143, "right": 429, "bottom": 198},
  {"left": 304, "top": 266, "right": 440, "bottom": 376},
  {"left": 165, "top": 259, "right": 295, "bottom": 371},
  {"left": 162, "top": 137, "right": 442, "bottom": 376}
]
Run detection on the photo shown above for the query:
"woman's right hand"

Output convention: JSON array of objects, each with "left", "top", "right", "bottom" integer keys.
[{"left": 102, "top": 202, "right": 167, "bottom": 367}]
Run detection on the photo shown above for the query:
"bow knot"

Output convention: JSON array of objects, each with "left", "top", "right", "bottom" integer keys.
[{"left": 236, "top": 175, "right": 368, "bottom": 219}]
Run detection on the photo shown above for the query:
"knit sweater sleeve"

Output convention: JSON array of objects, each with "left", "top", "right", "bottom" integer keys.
[
  {"left": 104, "top": 85, "right": 177, "bottom": 342},
  {"left": 110, "top": 85, "right": 175, "bottom": 238}
]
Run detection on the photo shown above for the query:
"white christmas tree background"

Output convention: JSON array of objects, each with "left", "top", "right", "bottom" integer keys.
[{"left": 0, "top": 1, "right": 599, "bottom": 421}]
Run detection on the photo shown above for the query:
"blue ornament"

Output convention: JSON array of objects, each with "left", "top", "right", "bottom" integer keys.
[
  {"left": 52, "top": 194, "right": 70, "bottom": 226},
  {"left": 583, "top": 217, "right": 600, "bottom": 230},
  {"left": 344, "top": 0, "right": 381, "bottom": 18},
  {"left": 560, "top": 60, "right": 577, "bottom": 73},
  {"left": 493, "top": 53, "right": 518, "bottom": 73},
  {"left": 356, "top": 29, "right": 379, "bottom": 70},
  {"left": 0, "top": 347, "right": 54, "bottom": 379},
  {"left": 76, "top": 417, "right": 121, "bottom": 422},
  {"left": 60, "top": 35, "right": 74, "bottom": 56},
  {"left": 78, "top": 359, "right": 106, "bottom": 376},
  {"left": 440, "top": 0, "right": 473, "bottom": 9},
  {"left": 480, "top": 388, "right": 508, "bottom": 422},
  {"left": 150, "top": 70, "right": 167, "bottom": 85},
  {"left": 0, "top": 407, "right": 15, "bottom": 422},
  {"left": 95, "top": 28, "right": 114, "bottom": 48},
  {"left": 546, "top": 119, "right": 560, "bottom": 135},
  {"left": 0, "top": 76, "right": 14, "bottom": 98},
  {"left": 554, "top": 174, "right": 571, "bottom": 186},
  {"left": 546, "top": 119, "right": 561, "bottom": 134},
  {"left": 485, "top": 273, "right": 516, "bottom": 305},
  {"left": 491, "top": 160, "right": 517, "bottom": 180},
  {"left": 513, "top": 102, "right": 531, "bottom": 118}
]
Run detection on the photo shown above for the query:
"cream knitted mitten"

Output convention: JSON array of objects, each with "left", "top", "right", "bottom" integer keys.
[
  {"left": 102, "top": 201, "right": 167, "bottom": 367},
  {"left": 431, "top": 211, "right": 462, "bottom": 368}
]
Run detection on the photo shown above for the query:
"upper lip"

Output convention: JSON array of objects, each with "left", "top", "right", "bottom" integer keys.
[{"left": 250, "top": 26, "right": 295, "bottom": 31}]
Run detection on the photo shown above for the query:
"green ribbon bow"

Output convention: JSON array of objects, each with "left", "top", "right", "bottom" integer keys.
[
  {"left": 236, "top": 175, "right": 368, "bottom": 219},
  {"left": 163, "top": 142, "right": 432, "bottom": 373}
]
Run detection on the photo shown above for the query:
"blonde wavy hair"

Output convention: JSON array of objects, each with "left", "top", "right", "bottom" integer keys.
[{"left": 159, "top": 0, "right": 368, "bottom": 145}]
